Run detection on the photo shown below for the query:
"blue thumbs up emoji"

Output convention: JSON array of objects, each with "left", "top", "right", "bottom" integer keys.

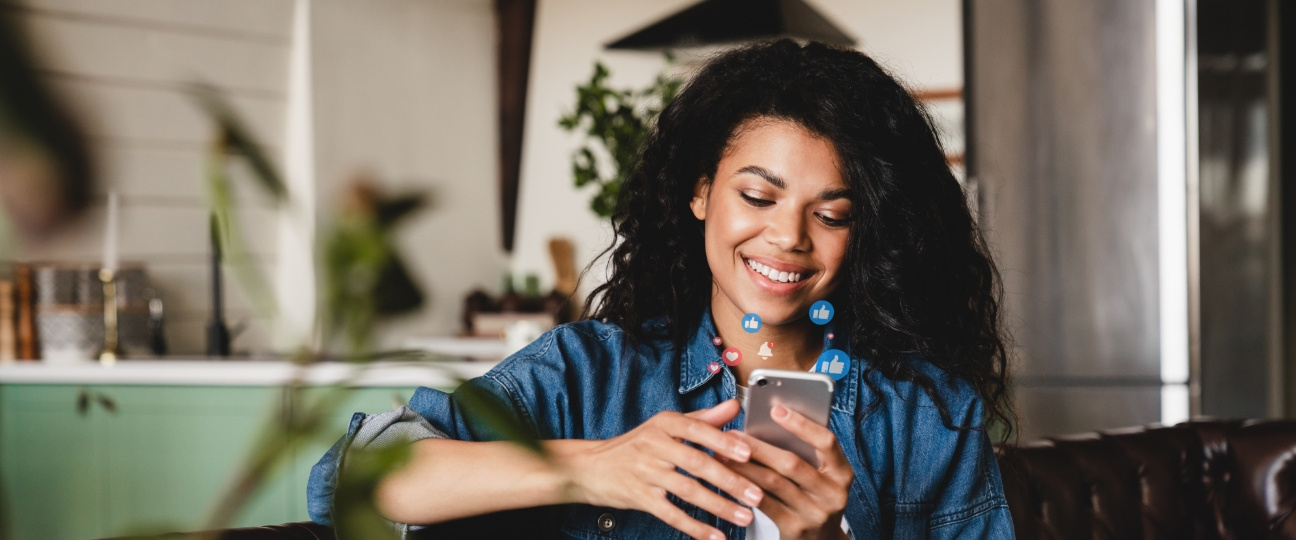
[
  {"left": 815, "top": 349, "right": 850, "bottom": 381},
  {"left": 742, "top": 313, "right": 762, "bottom": 333},
  {"left": 809, "top": 300, "right": 834, "bottom": 325}
]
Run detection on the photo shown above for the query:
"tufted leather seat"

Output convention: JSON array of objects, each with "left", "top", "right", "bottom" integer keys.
[{"left": 998, "top": 419, "right": 1296, "bottom": 539}]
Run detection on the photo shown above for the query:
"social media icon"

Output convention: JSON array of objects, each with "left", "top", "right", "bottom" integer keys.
[
  {"left": 742, "top": 313, "right": 762, "bottom": 333},
  {"left": 722, "top": 347, "right": 743, "bottom": 366},
  {"left": 809, "top": 300, "right": 834, "bottom": 325},
  {"left": 707, "top": 362, "right": 722, "bottom": 374},
  {"left": 757, "top": 342, "right": 774, "bottom": 360},
  {"left": 815, "top": 349, "right": 850, "bottom": 381}
]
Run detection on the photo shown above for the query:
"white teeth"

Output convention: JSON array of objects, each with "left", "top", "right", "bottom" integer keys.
[{"left": 745, "top": 259, "right": 803, "bottom": 283}]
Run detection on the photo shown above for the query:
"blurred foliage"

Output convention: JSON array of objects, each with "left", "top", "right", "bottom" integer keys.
[
  {"left": 321, "top": 180, "right": 426, "bottom": 357},
  {"left": 75, "top": 386, "right": 118, "bottom": 416},
  {"left": 558, "top": 55, "right": 682, "bottom": 219},
  {"left": 194, "top": 83, "right": 284, "bottom": 324},
  {"left": 0, "top": 10, "right": 92, "bottom": 240},
  {"left": 181, "top": 90, "right": 545, "bottom": 539}
]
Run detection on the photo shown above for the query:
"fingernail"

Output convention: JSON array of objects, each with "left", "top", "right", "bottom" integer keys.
[
  {"left": 772, "top": 405, "right": 789, "bottom": 420},
  {"left": 733, "top": 443, "right": 750, "bottom": 460},
  {"left": 710, "top": 532, "right": 725, "bottom": 540},
  {"left": 744, "top": 486, "right": 762, "bottom": 505},
  {"left": 734, "top": 507, "right": 753, "bottom": 525}
]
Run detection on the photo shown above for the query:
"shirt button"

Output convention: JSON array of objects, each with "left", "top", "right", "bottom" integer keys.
[{"left": 596, "top": 512, "right": 616, "bottom": 532}]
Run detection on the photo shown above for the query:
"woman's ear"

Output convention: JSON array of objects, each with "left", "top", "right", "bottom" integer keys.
[{"left": 690, "top": 178, "right": 710, "bottom": 220}]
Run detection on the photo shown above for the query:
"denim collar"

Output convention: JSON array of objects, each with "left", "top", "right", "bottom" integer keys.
[{"left": 678, "top": 308, "right": 859, "bottom": 414}]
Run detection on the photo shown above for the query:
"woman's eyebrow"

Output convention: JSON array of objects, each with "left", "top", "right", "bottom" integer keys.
[
  {"left": 818, "top": 188, "right": 852, "bottom": 201},
  {"left": 736, "top": 165, "right": 850, "bottom": 201},
  {"left": 736, "top": 165, "right": 786, "bottom": 189}
]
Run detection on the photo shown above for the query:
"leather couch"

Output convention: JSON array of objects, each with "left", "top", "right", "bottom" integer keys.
[
  {"left": 121, "top": 419, "right": 1296, "bottom": 539},
  {"left": 999, "top": 418, "right": 1296, "bottom": 539}
]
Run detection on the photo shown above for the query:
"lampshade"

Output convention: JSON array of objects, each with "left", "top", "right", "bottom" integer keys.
[{"left": 605, "top": 0, "right": 855, "bottom": 50}]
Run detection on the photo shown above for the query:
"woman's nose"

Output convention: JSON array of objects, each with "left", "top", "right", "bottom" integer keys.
[{"left": 762, "top": 208, "right": 809, "bottom": 252}]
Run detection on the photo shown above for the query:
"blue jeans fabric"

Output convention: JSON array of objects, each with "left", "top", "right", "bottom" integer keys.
[{"left": 308, "top": 314, "right": 1015, "bottom": 539}]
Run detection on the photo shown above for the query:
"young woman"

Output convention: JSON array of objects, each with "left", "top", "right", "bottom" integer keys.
[{"left": 309, "top": 40, "right": 1015, "bottom": 539}]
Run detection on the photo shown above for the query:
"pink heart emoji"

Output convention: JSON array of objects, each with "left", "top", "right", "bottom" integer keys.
[
  {"left": 712, "top": 337, "right": 723, "bottom": 346},
  {"left": 722, "top": 347, "right": 742, "bottom": 366},
  {"left": 827, "top": 332, "right": 835, "bottom": 340},
  {"left": 708, "top": 362, "right": 721, "bottom": 374}
]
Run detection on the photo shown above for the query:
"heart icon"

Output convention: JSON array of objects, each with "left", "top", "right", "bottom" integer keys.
[
  {"left": 708, "top": 362, "right": 721, "bottom": 374},
  {"left": 712, "top": 337, "right": 723, "bottom": 346},
  {"left": 722, "top": 347, "right": 742, "bottom": 366},
  {"left": 826, "top": 332, "right": 835, "bottom": 340}
]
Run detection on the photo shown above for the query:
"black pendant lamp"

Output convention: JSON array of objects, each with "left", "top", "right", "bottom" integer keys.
[{"left": 605, "top": 0, "right": 855, "bottom": 50}]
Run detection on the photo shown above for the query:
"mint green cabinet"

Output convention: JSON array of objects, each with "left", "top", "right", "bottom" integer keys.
[{"left": 0, "top": 384, "right": 418, "bottom": 540}]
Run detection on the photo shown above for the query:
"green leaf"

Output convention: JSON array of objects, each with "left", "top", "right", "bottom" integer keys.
[
  {"left": 560, "top": 59, "right": 680, "bottom": 222},
  {"left": 455, "top": 381, "right": 545, "bottom": 456},
  {"left": 188, "top": 83, "right": 287, "bottom": 202}
]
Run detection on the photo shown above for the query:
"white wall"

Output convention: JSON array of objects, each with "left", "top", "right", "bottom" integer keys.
[
  {"left": 512, "top": 0, "right": 964, "bottom": 300},
  {"left": 309, "top": 0, "right": 505, "bottom": 347}
]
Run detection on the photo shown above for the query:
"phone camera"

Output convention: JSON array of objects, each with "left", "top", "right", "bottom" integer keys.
[{"left": 756, "top": 378, "right": 768, "bottom": 387}]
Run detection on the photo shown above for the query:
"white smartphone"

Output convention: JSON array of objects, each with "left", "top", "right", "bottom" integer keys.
[{"left": 742, "top": 369, "right": 834, "bottom": 467}]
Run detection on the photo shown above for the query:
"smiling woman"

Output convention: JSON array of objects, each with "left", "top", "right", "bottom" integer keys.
[{"left": 308, "top": 39, "right": 1015, "bottom": 540}]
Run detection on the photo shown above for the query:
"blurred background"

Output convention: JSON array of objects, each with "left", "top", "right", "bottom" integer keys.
[{"left": 0, "top": 0, "right": 1292, "bottom": 537}]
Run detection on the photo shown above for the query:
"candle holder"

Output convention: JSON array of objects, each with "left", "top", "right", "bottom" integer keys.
[{"left": 98, "top": 268, "right": 122, "bottom": 365}]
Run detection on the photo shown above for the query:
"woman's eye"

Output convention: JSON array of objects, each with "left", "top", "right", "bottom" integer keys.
[
  {"left": 739, "top": 192, "right": 774, "bottom": 207},
  {"left": 817, "top": 213, "right": 852, "bottom": 228}
]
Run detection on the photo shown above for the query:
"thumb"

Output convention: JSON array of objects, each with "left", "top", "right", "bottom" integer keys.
[{"left": 687, "top": 399, "right": 741, "bottom": 427}]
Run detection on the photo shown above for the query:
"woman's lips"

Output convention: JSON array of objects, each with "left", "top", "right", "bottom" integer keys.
[{"left": 743, "top": 256, "right": 813, "bottom": 293}]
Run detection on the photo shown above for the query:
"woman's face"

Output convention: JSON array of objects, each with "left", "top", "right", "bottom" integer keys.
[{"left": 691, "top": 118, "right": 853, "bottom": 328}]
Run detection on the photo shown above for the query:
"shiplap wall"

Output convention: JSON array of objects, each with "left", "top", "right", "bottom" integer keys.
[{"left": 7, "top": 0, "right": 295, "bottom": 354}]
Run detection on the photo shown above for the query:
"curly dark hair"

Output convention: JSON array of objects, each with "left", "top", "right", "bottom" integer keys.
[{"left": 583, "top": 40, "right": 1014, "bottom": 442}]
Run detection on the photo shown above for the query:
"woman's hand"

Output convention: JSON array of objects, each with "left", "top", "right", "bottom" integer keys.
[
  {"left": 554, "top": 399, "right": 764, "bottom": 540},
  {"left": 723, "top": 405, "right": 853, "bottom": 540}
]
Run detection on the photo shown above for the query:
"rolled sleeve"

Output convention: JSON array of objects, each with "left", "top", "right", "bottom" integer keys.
[{"left": 306, "top": 406, "right": 449, "bottom": 525}]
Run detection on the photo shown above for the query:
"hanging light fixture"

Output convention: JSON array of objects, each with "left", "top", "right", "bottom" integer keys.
[{"left": 605, "top": 0, "right": 854, "bottom": 50}]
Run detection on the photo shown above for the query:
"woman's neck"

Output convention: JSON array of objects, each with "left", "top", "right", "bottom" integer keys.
[{"left": 711, "top": 299, "right": 823, "bottom": 386}]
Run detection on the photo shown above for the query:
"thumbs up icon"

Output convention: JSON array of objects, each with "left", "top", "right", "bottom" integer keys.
[
  {"left": 815, "top": 348, "right": 849, "bottom": 381},
  {"left": 809, "top": 300, "right": 834, "bottom": 325},
  {"left": 828, "top": 355, "right": 844, "bottom": 374},
  {"left": 741, "top": 313, "right": 762, "bottom": 333}
]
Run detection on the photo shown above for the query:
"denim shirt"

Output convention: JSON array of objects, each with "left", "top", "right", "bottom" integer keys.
[{"left": 308, "top": 314, "right": 1015, "bottom": 539}]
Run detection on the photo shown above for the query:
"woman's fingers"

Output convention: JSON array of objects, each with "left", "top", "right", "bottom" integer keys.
[
  {"left": 661, "top": 404, "right": 751, "bottom": 462},
  {"left": 770, "top": 404, "right": 837, "bottom": 453},
  {"left": 645, "top": 487, "right": 728, "bottom": 540},
  {"left": 724, "top": 457, "right": 817, "bottom": 515},
  {"left": 649, "top": 434, "right": 763, "bottom": 506},
  {"left": 687, "top": 398, "right": 741, "bottom": 427},
  {"left": 767, "top": 406, "right": 855, "bottom": 485},
  {"left": 657, "top": 470, "right": 755, "bottom": 527}
]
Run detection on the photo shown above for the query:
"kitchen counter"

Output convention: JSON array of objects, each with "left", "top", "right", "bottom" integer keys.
[{"left": 0, "top": 358, "right": 497, "bottom": 387}]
